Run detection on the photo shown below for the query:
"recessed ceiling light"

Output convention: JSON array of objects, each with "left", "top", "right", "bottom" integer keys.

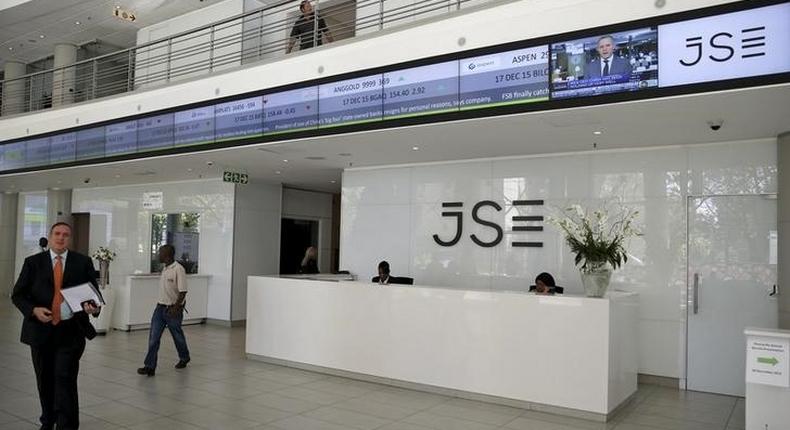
[
  {"left": 8, "top": 47, "right": 13, "bottom": 51},
  {"left": 275, "top": 170, "right": 281, "bottom": 175},
  {"left": 338, "top": 153, "right": 352, "bottom": 157},
  {"left": 75, "top": 21, "right": 81, "bottom": 25},
  {"left": 593, "top": 131, "right": 603, "bottom": 135},
  {"left": 282, "top": 159, "right": 288, "bottom": 163},
  {"left": 187, "top": 168, "right": 193, "bottom": 172},
  {"left": 412, "top": 146, "right": 419, "bottom": 151},
  {"left": 40, "top": 34, "right": 46, "bottom": 39},
  {"left": 115, "top": 5, "right": 121, "bottom": 9},
  {"left": 330, "top": 180, "right": 336, "bottom": 184}
]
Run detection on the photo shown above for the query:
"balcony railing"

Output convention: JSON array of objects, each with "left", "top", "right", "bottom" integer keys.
[{"left": 0, "top": 0, "right": 490, "bottom": 118}]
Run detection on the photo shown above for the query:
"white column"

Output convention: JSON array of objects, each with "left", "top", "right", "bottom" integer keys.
[
  {"left": 2, "top": 61, "right": 27, "bottom": 116},
  {"left": 0, "top": 192, "right": 18, "bottom": 295},
  {"left": 47, "top": 189, "right": 72, "bottom": 226},
  {"left": 52, "top": 43, "right": 78, "bottom": 107},
  {"left": 778, "top": 132, "right": 790, "bottom": 329}
]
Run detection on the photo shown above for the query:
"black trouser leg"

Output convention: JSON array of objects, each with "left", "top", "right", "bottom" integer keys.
[
  {"left": 53, "top": 336, "right": 85, "bottom": 430},
  {"left": 31, "top": 345, "right": 56, "bottom": 428}
]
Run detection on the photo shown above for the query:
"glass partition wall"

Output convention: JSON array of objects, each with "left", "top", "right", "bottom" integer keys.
[{"left": 150, "top": 212, "right": 200, "bottom": 273}]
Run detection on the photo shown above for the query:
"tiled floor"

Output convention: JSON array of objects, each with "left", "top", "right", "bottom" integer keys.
[{"left": 0, "top": 299, "right": 744, "bottom": 430}]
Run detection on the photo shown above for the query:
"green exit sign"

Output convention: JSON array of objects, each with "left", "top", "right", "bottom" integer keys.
[{"left": 223, "top": 171, "right": 249, "bottom": 185}]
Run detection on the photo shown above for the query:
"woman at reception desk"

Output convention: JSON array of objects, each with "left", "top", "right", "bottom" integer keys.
[{"left": 245, "top": 275, "right": 638, "bottom": 421}]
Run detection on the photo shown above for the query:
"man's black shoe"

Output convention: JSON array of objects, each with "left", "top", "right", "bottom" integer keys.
[
  {"left": 137, "top": 367, "right": 155, "bottom": 376},
  {"left": 175, "top": 358, "right": 190, "bottom": 369}
]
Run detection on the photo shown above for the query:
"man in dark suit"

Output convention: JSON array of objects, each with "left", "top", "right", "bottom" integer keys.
[
  {"left": 12, "top": 222, "right": 101, "bottom": 430},
  {"left": 586, "top": 35, "right": 632, "bottom": 79}
]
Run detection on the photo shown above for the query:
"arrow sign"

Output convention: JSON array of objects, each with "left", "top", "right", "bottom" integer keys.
[{"left": 757, "top": 356, "right": 779, "bottom": 366}]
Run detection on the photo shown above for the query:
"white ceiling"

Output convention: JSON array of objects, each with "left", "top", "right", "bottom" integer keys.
[
  {"left": 1, "top": 83, "right": 789, "bottom": 194},
  {"left": 0, "top": 0, "right": 220, "bottom": 69}
]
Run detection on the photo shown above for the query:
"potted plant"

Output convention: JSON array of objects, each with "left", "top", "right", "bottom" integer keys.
[
  {"left": 92, "top": 246, "right": 116, "bottom": 289},
  {"left": 91, "top": 246, "right": 116, "bottom": 334},
  {"left": 547, "top": 203, "right": 640, "bottom": 297}
]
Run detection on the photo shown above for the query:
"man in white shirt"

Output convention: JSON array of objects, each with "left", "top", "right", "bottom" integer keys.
[{"left": 137, "top": 244, "right": 190, "bottom": 376}]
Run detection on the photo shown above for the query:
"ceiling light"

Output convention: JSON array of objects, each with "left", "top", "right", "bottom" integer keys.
[
  {"left": 338, "top": 153, "right": 352, "bottom": 157},
  {"left": 115, "top": 5, "right": 121, "bottom": 9},
  {"left": 330, "top": 180, "right": 336, "bottom": 184},
  {"left": 275, "top": 170, "right": 281, "bottom": 175},
  {"left": 593, "top": 131, "right": 603, "bottom": 135},
  {"left": 283, "top": 159, "right": 288, "bottom": 163},
  {"left": 39, "top": 34, "right": 46, "bottom": 39},
  {"left": 51, "top": 187, "right": 60, "bottom": 191},
  {"left": 75, "top": 21, "right": 81, "bottom": 25},
  {"left": 8, "top": 47, "right": 13, "bottom": 51},
  {"left": 412, "top": 146, "right": 419, "bottom": 151},
  {"left": 187, "top": 168, "right": 193, "bottom": 172}
]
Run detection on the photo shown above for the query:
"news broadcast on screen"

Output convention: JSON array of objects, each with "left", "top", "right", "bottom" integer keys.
[{"left": 550, "top": 27, "right": 659, "bottom": 99}]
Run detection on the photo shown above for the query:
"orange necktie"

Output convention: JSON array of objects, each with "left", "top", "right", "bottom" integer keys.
[{"left": 52, "top": 255, "right": 63, "bottom": 325}]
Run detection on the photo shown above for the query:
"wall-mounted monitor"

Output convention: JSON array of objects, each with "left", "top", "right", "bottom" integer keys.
[
  {"left": 263, "top": 87, "right": 319, "bottom": 134},
  {"left": 383, "top": 61, "right": 459, "bottom": 119},
  {"left": 75, "top": 127, "right": 106, "bottom": 160},
  {"left": 319, "top": 74, "right": 384, "bottom": 128},
  {"left": 137, "top": 113, "right": 174, "bottom": 152},
  {"left": 174, "top": 106, "right": 214, "bottom": 147},
  {"left": 105, "top": 120, "right": 138, "bottom": 156},
  {"left": 50, "top": 133, "right": 76, "bottom": 164},
  {"left": 25, "top": 137, "right": 51, "bottom": 168},
  {"left": 459, "top": 46, "right": 550, "bottom": 110},
  {"left": 658, "top": 2, "right": 790, "bottom": 87},
  {"left": 214, "top": 96, "right": 264, "bottom": 141},
  {"left": 550, "top": 27, "right": 659, "bottom": 99}
]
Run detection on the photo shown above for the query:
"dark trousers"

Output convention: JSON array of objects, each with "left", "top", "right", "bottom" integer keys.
[
  {"left": 144, "top": 304, "right": 190, "bottom": 369},
  {"left": 30, "top": 323, "right": 86, "bottom": 430}
]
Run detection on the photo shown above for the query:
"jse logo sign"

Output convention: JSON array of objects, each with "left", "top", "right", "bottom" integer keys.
[
  {"left": 658, "top": 3, "right": 790, "bottom": 87},
  {"left": 433, "top": 200, "right": 544, "bottom": 248}
]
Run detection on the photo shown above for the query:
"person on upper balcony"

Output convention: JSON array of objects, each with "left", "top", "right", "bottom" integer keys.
[{"left": 287, "top": 0, "right": 334, "bottom": 53}]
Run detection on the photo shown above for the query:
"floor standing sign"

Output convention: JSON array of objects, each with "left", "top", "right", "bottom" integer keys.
[
  {"left": 746, "top": 335, "right": 789, "bottom": 387},
  {"left": 744, "top": 328, "right": 790, "bottom": 430}
]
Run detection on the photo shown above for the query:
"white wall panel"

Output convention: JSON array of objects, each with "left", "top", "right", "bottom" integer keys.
[
  {"left": 340, "top": 139, "right": 778, "bottom": 378},
  {"left": 72, "top": 179, "right": 236, "bottom": 320}
]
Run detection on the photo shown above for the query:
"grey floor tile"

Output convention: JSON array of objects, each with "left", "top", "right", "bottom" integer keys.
[
  {"left": 403, "top": 411, "right": 498, "bottom": 430},
  {"left": 247, "top": 392, "right": 324, "bottom": 413},
  {"left": 81, "top": 401, "right": 161, "bottom": 427},
  {"left": 169, "top": 407, "right": 260, "bottom": 429},
  {"left": 425, "top": 400, "right": 521, "bottom": 426},
  {"left": 0, "top": 421, "right": 39, "bottom": 430},
  {"left": 333, "top": 397, "right": 417, "bottom": 420},
  {"left": 274, "top": 386, "right": 353, "bottom": 405},
  {"left": 127, "top": 417, "right": 203, "bottom": 430},
  {"left": 303, "top": 406, "right": 394, "bottom": 430},
  {"left": 208, "top": 401, "right": 294, "bottom": 424},
  {"left": 504, "top": 416, "right": 598, "bottom": 430},
  {"left": 375, "top": 423, "right": 435, "bottom": 430},
  {"left": 267, "top": 415, "right": 355, "bottom": 430}
]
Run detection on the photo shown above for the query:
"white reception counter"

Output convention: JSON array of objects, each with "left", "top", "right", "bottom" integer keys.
[
  {"left": 246, "top": 276, "right": 638, "bottom": 420},
  {"left": 113, "top": 274, "right": 209, "bottom": 331}
]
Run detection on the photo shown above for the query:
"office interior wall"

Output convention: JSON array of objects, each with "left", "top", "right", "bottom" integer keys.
[
  {"left": 779, "top": 132, "right": 790, "bottom": 329},
  {"left": 1, "top": 0, "right": 730, "bottom": 140},
  {"left": 135, "top": 0, "right": 245, "bottom": 89},
  {"left": 231, "top": 180, "right": 282, "bottom": 321},
  {"left": 72, "top": 179, "right": 236, "bottom": 320},
  {"left": 0, "top": 193, "right": 18, "bottom": 295},
  {"left": 340, "top": 138, "right": 778, "bottom": 378},
  {"left": 14, "top": 191, "right": 48, "bottom": 278}
]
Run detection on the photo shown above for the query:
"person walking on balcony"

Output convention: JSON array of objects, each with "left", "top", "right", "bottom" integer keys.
[{"left": 287, "top": 0, "right": 334, "bottom": 53}]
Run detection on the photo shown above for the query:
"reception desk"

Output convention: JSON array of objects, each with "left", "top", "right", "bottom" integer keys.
[
  {"left": 113, "top": 274, "right": 209, "bottom": 331},
  {"left": 246, "top": 276, "right": 638, "bottom": 420}
]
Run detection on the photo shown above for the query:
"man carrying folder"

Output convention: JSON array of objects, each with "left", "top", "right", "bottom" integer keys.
[{"left": 12, "top": 222, "right": 101, "bottom": 430}]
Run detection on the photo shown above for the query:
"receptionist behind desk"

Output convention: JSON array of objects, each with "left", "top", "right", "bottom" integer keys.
[
  {"left": 298, "top": 246, "right": 319, "bottom": 274},
  {"left": 372, "top": 261, "right": 391, "bottom": 285},
  {"left": 371, "top": 261, "right": 414, "bottom": 285},
  {"left": 529, "top": 272, "right": 564, "bottom": 294}
]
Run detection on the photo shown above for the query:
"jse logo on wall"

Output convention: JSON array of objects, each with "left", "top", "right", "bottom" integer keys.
[
  {"left": 658, "top": 3, "right": 790, "bottom": 87},
  {"left": 433, "top": 200, "right": 544, "bottom": 248}
]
